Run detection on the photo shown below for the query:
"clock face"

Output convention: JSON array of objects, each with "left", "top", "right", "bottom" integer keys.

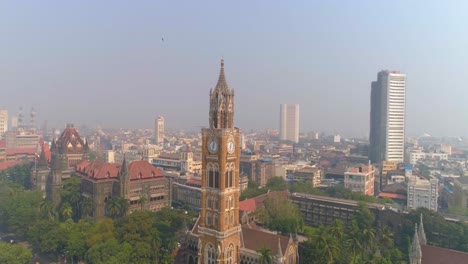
[
  {"left": 227, "top": 139, "right": 235, "bottom": 154},
  {"left": 208, "top": 139, "right": 218, "bottom": 153}
]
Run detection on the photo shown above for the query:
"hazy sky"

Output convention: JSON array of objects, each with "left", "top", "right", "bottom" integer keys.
[{"left": 1, "top": 1, "right": 468, "bottom": 137}]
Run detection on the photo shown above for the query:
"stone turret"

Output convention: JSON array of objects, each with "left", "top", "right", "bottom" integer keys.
[
  {"left": 410, "top": 224, "right": 422, "bottom": 264},
  {"left": 418, "top": 214, "right": 427, "bottom": 245},
  {"left": 119, "top": 156, "right": 129, "bottom": 198}
]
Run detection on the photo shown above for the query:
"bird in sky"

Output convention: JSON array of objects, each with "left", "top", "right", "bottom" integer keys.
[{"left": 161, "top": 37, "right": 164, "bottom": 42}]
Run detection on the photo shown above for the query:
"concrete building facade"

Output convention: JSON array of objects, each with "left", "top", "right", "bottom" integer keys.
[
  {"left": 279, "top": 104, "right": 299, "bottom": 143},
  {"left": 407, "top": 177, "right": 438, "bottom": 212},
  {"left": 154, "top": 116, "right": 164, "bottom": 145},
  {"left": 0, "top": 110, "right": 8, "bottom": 137},
  {"left": 344, "top": 164, "right": 375, "bottom": 196},
  {"left": 369, "top": 71, "right": 406, "bottom": 163}
]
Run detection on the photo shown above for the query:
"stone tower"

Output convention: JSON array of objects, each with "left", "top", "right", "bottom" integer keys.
[{"left": 199, "top": 59, "right": 241, "bottom": 264}]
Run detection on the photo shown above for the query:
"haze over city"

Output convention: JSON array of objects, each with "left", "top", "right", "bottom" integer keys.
[{"left": 2, "top": 1, "right": 468, "bottom": 137}]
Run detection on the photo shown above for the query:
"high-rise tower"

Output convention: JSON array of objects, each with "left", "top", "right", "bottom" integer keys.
[
  {"left": 369, "top": 71, "right": 406, "bottom": 163},
  {"left": 279, "top": 104, "right": 299, "bottom": 143},
  {"left": 154, "top": 116, "right": 165, "bottom": 145},
  {"left": 199, "top": 59, "right": 241, "bottom": 263},
  {"left": 0, "top": 110, "right": 8, "bottom": 137}
]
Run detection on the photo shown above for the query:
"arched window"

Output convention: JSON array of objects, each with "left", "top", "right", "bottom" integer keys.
[
  {"left": 206, "top": 212, "right": 211, "bottom": 226},
  {"left": 206, "top": 244, "right": 216, "bottom": 264},
  {"left": 213, "top": 213, "right": 218, "bottom": 228},
  {"left": 208, "top": 164, "right": 214, "bottom": 188},
  {"left": 225, "top": 213, "right": 229, "bottom": 228},
  {"left": 225, "top": 171, "right": 229, "bottom": 188},
  {"left": 214, "top": 170, "right": 219, "bottom": 188},
  {"left": 227, "top": 244, "right": 234, "bottom": 264}
]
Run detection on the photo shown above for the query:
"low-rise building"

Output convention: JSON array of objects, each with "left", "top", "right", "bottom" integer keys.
[
  {"left": 453, "top": 177, "right": 468, "bottom": 209},
  {"left": 292, "top": 166, "right": 321, "bottom": 187},
  {"left": 344, "top": 164, "right": 375, "bottom": 196},
  {"left": 407, "top": 177, "right": 438, "bottom": 212}
]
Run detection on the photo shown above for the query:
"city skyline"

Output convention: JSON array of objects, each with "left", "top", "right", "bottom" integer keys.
[{"left": 2, "top": 2, "right": 468, "bottom": 137}]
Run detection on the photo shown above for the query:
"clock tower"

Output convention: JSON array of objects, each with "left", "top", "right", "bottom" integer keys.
[{"left": 199, "top": 59, "right": 241, "bottom": 264}]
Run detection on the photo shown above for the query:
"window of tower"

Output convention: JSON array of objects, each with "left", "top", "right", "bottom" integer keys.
[
  {"left": 207, "top": 244, "right": 216, "bottom": 264},
  {"left": 227, "top": 244, "right": 234, "bottom": 264},
  {"left": 213, "top": 213, "right": 218, "bottom": 228},
  {"left": 214, "top": 171, "right": 219, "bottom": 188},
  {"left": 206, "top": 212, "right": 211, "bottom": 227},
  {"left": 225, "top": 171, "right": 229, "bottom": 188},
  {"left": 229, "top": 170, "right": 233, "bottom": 188},
  {"left": 209, "top": 169, "right": 214, "bottom": 188}
]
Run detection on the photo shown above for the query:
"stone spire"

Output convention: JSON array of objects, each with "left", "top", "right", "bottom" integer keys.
[
  {"left": 120, "top": 155, "right": 128, "bottom": 176},
  {"left": 209, "top": 59, "right": 235, "bottom": 129},
  {"left": 410, "top": 224, "right": 422, "bottom": 264},
  {"left": 419, "top": 214, "right": 427, "bottom": 245},
  {"left": 38, "top": 146, "right": 48, "bottom": 168},
  {"left": 276, "top": 237, "right": 283, "bottom": 259},
  {"left": 215, "top": 58, "right": 229, "bottom": 92}
]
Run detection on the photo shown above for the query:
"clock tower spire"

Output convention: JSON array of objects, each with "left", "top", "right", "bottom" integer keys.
[{"left": 200, "top": 59, "right": 241, "bottom": 263}]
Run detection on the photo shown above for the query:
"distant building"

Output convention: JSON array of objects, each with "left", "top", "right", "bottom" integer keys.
[
  {"left": 344, "top": 164, "right": 375, "bottom": 196},
  {"left": 452, "top": 177, "right": 468, "bottom": 209},
  {"left": 408, "top": 150, "right": 448, "bottom": 165},
  {"left": 279, "top": 104, "right": 299, "bottom": 143},
  {"left": 154, "top": 116, "right": 164, "bottom": 145},
  {"left": 369, "top": 71, "right": 406, "bottom": 163},
  {"left": 292, "top": 166, "right": 322, "bottom": 187},
  {"left": 407, "top": 177, "right": 438, "bottom": 212},
  {"left": 291, "top": 193, "right": 385, "bottom": 227},
  {"left": 5, "top": 131, "right": 40, "bottom": 150},
  {"left": 0, "top": 110, "right": 7, "bottom": 137},
  {"left": 240, "top": 152, "right": 274, "bottom": 187},
  {"left": 172, "top": 177, "right": 202, "bottom": 210},
  {"left": 333, "top": 134, "right": 341, "bottom": 143}
]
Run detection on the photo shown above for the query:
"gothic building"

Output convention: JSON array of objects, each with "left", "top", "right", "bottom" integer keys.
[
  {"left": 76, "top": 159, "right": 169, "bottom": 219},
  {"left": 184, "top": 60, "right": 298, "bottom": 264},
  {"left": 43, "top": 124, "right": 88, "bottom": 206},
  {"left": 409, "top": 214, "right": 468, "bottom": 264}
]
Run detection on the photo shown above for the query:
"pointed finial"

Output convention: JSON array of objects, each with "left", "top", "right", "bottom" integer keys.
[
  {"left": 277, "top": 236, "right": 283, "bottom": 257},
  {"left": 221, "top": 57, "right": 224, "bottom": 68}
]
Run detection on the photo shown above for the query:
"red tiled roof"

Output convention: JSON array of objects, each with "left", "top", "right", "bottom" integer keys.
[
  {"left": 6, "top": 148, "right": 37, "bottom": 156},
  {"left": 239, "top": 191, "right": 288, "bottom": 213},
  {"left": 239, "top": 198, "right": 257, "bottom": 213},
  {"left": 0, "top": 140, "right": 5, "bottom": 148},
  {"left": 128, "top": 160, "right": 164, "bottom": 180},
  {"left": 0, "top": 161, "right": 22, "bottom": 170},
  {"left": 378, "top": 192, "right": 407, "bottom": 200},
  {"left": 187, "top": 179, "right": 202, "bottom": 186},
  {"left": 421, "top": 245, "right": 468, "bottom": 264},
  {"left": 242, "top": 226, "right": 290, "bottom": 256},
  {"left": 56, "top": 125, "right": 86, "bottom": 155}
]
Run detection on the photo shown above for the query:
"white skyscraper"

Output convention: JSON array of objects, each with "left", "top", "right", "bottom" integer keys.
[
  {"left": 279, "top": 104, "right": 299, "bottom": 143},
  {"left": 0, "top": 110, "right": 8, "bottom": 137},
  {"left": 369, "top": 71, "right": 406, "bottom": 163},
  {"left": 154, "top": 116, "right": 164, "bottom": 145}
]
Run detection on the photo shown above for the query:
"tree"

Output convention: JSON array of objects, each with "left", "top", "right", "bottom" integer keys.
[
  {"left": 61, "top": 203, "right": 73, "bottom": 220},
  {"left": 266, "top": 177, "right": 288, "bottom": 191},
  {"left": 257, "top": 247, "right": 273, "bottom": 264},
  {"left": 255, "top": 194, "right": 303, "bottom": 234},
  {"left": 40, "top": 199, "right": 58, "bottom": 221},
  {"left": 87, "top": 218, "right": 116, "bottom": 248},
  {"left": 0, "top": 242, "right": 32, "bottom": 264},
  {"left": 85, "top": 239, "right": 132, "bottom": 264},
  {"left": 138, "top": 195, "right": 147, "bottom": 211},
  {"left": 80, "top": 197, "right": 95, "bottom": 219}
]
